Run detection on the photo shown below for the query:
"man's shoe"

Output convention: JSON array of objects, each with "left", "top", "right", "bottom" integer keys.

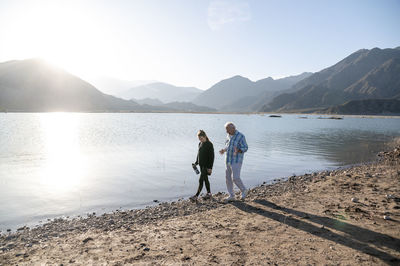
[
  {"left": 241, "top": 189, "right": 248, "bottom": 200},
  {"left": 224, "top": 196, "right": 236, "bottom": 203}
]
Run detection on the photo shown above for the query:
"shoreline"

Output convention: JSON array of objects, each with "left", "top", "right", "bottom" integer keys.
[
  {"left": 1, "top": 111, "right": 400, "bottom": 118},
  {"left": 1, "top": 146, "right": 399, "bottom": 264},
  {"left": 0, "top": 155, "right": 381, "bottom": 234}
]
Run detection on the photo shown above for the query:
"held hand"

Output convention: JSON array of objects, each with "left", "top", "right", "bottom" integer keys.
[
  {"left": 207, "top": 168, "right": 212, "bottom": 175},
  {"left": 219, "top": 149, "right": 225, "bottom": 155},
  {"left": 234, "top": 147, "right": 238, "bottom": 156}
]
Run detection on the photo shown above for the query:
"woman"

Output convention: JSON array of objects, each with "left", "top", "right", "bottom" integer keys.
[{"left": 190, "top": 130, "right": 214, "bottom": 201}]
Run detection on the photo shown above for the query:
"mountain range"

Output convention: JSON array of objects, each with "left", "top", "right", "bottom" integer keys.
[
  {"left": 122, "top": 82, "right": 203, "bottom": 103},
  {"left": 192, "top": 73, "right": 312, "bottom": 111},
  {"left": 0, "top": 59, "right": 141, "bottom": 112},
  {"left": 261, "top": 47, "right": 400, "bottom": 113},
  {"left": 1, "top": 46, "right": 399, "bottom": 114}
]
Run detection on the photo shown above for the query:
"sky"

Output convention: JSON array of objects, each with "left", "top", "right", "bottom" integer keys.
[{"left": 0, "top": 0, "right": 399, "bottom": 90}]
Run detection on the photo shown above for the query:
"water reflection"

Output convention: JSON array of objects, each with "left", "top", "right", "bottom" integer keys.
[
  {"left": 260, "top": 129, "right": 394, "bottom": 166},
  {"left": 38, "top": 113, "right": 86, "bottom": 193}
]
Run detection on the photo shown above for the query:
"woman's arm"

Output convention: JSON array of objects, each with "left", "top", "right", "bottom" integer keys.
[
  {"left": 208, "top": 142, "right": 214, "bottom": 169},
  {"left": 194, "top": 142, "right": 200, "bottom": 165}
]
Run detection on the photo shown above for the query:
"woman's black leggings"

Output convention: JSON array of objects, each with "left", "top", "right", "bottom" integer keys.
[{"left": 195, "top": 167, "right": 210, "bottom": 196}]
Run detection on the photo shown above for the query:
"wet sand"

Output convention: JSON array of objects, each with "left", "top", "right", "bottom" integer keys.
[{"left": 1, "top": 146, "right": 399, "bottom": 265}]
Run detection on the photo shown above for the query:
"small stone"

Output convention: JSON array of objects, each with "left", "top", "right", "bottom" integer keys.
[
  {"left": 143, "top": 247, "right": 150, "bottom": 252},
  {"left": 153, "top": 200, "right": 159, "bottom": 203},
  {"left": 83, "top": 237, "right": 94, "bottom": 243},
  {"left": 6, "top": 229, "right": 11, "bottom": 232},
  {"left": 351, "top": 197, "right": 359, "bottom": 203},
  {"left": 383, "top": 215, "right": 391, "bottom": 220}
]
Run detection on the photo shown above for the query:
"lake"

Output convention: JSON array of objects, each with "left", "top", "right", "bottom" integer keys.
[{"left": 0, "top": 113, "right": 399, "bottom": 231}]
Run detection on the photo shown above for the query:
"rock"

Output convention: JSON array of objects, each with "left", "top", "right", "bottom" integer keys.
[
  {"left": 383, "top": 215, "right": 391, "bottom": 220},
  {"left": 6, "top": 229, "right": 11, "bottom": 232},
  {"left": 153, "top": 200, "right": 159, "bottom": 203},
  {"left": 351, "top": 197, "right": 359, "bottom": 203},
  {"left": 82, "top": 237, "right": 94, "bottom": 243},
  {"left": 143, "top": 247, "right": 150, "bottom": 252}
]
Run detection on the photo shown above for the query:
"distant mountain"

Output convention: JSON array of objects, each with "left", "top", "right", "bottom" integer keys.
[
  {"left": 89, "top": 77, "right": 155, "bottom": 98},
  {"left": 131, "top": 98, "right": 215, "bottom": 112},
  {"left": 322, "top": 99, "right": 400, "bottom": 115},
  {"left": 262, "top": 47, "right": 400, "bottom": 112},
  {"left": 123, "top": 82, "right": 203, "bottom": 103},
  {"left": 162, "top": 102, "right": 217, "bottom": 112},
  {"left": 221, "top": 73, "right": 313, "bottom": 112},
  {"left": 193, "top": 73, "right": 312, "bottom": 111},
  {"left": 132, "top": 98, "right": 165, "bottom": 106},
  {"left": 0, "top": 59, "right": 145, "bottom": 112}
]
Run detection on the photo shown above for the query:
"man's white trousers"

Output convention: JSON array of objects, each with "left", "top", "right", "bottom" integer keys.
[{"left": 225, "top": 162, "right": 246, "bottom": 197}]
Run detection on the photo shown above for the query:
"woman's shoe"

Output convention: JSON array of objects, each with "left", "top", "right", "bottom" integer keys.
[
  {"left": 189, "top": 195, "right": 198, "bottom": 202},
  {"left": 203, "top": 193, "right": 212, "bottom": 200}
]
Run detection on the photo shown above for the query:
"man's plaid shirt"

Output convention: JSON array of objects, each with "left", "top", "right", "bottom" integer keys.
[{"left": 224, "top": 130, "right": 248, "bottom": 165}]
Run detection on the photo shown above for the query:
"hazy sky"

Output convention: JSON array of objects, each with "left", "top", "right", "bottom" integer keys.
[{"left": 0, "top": 0, "right": 399, "bottom": 89}]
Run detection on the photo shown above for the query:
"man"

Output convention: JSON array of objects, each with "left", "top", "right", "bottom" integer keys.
[{"left": 219, "top": 122, "right": 248, "bottom": 201}]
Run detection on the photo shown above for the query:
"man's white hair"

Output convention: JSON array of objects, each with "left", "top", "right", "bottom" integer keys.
[{"left": 224, "top": 122, "right": 236, "bottom": 129}]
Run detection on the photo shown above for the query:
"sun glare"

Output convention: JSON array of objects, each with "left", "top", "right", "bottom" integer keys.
[
  {"left": 39, "top": 113, "right": 86, "bottom": 192},
  {"left": 5, "top": 1, "right": 119, "bottom": 77}
]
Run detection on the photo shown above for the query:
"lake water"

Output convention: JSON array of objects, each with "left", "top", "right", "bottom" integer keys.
[{"left": 0, "top": 113, "right": 399, "bottom": 231}]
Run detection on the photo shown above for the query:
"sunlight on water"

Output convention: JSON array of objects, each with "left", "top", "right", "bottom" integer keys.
[{"left": 38, "top": 113, "right": 86, "bottom": 193}]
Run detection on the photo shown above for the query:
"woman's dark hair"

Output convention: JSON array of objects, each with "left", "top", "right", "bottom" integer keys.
[{"left": 197, "top": 130, "right": 209, "bottom": 141}]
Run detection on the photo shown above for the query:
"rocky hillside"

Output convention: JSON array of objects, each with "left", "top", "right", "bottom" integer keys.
[
  {"left": 262, "top": 47, "right": 400, "bottom": 113},
  {"left": 321, "top": 99, "right": 400, "bottom": 115},
  {"left": 0, "top": 59, "right": 142, "bottom": 112}
]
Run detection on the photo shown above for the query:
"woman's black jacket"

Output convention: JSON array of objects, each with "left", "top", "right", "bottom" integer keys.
[{"left": 195, "top": 141, "right": 214, "bottom": 169}]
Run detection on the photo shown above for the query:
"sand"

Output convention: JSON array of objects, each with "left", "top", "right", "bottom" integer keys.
[{"left": 1, "top": 146, "right": 399, "bottom": 265}]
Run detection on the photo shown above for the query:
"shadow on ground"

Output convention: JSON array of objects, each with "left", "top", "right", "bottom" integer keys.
[{"left": 230, "top": 200, "right": 400, "bottom": 265}]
